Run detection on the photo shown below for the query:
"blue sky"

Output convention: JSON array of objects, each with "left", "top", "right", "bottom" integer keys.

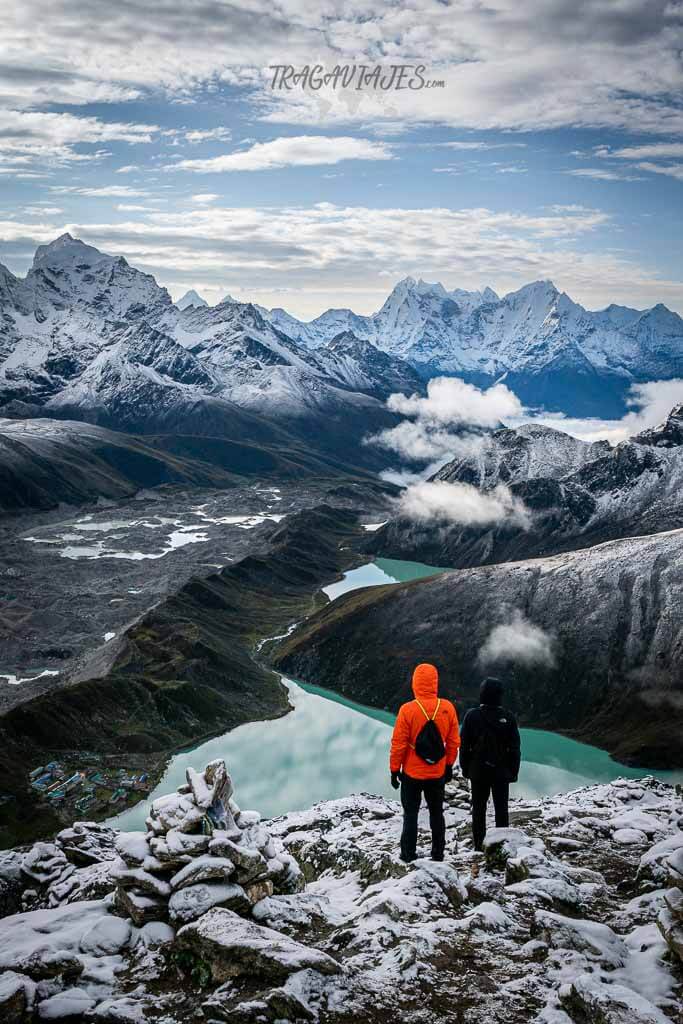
[{"left": 1, "top": 0, "right": 682, "bottom": 317}]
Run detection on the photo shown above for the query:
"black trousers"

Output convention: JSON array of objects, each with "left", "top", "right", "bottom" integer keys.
[
  {"left": 400, "top": 774, "right": 446, "bottom": 861},
  {"left": 469, "top": 771, "right": 509, "bottom": 850}
]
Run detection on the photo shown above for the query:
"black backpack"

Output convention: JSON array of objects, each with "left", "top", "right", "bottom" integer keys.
[
  {"left": 472, "top": 710, "right": 512, "bottom": 774},
  {"left": 413, "top": 698, "right": 446, "bottom": 765}
]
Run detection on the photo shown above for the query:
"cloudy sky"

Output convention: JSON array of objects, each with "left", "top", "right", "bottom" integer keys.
[{"left": 1, "top": 0, "right": 682, "bottom": 317}]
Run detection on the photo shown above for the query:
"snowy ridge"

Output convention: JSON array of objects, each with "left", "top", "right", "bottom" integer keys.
[
  {"left": 371, "top": 404, "right": 683, "bottom": 571},
  {"left": 261, "top": 276, "right": 683, "bottom": 413},
  {"left": 434, "top": 422, "right": 612, "bottom": 489},
  {"left": 3, "top": 235, "right": 682, "bottom": 433},
  {"left": 0, "top": 235, "right": 409, "bottom": 443},
  {"left": 0, "top": 762, "right": 680, "bottom": 1022}
]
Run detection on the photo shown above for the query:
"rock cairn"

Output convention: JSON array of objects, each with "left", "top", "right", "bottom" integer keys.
[
  {"left": 658, "top": 840, "right": 683, "bottom": 962},
  {"left": 111, "top": 759, "right": 304, "bottom": 927}
]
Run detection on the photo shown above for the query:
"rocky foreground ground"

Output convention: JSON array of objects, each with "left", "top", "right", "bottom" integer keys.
[{"left": 0, "top": 760, "right": 681, "bottom": 1023}]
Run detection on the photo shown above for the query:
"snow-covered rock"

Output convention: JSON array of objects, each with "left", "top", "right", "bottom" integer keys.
[
  {"left": 0, "top": 769, "right": 680, "bottom": 1023},
  {"left": 560, "top": 974, "right": 672, "bottom": 1024},
  {"left": 174, "top": 906, "right": 341, "bottom": 984}
]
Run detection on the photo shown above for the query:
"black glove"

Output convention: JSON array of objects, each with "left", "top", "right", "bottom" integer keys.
[
  {"left": 390, "top": 771, "right": 401, "bottom": 790},
  {"left": 444, "top": 764, "right": 454, "bottom": 784}
]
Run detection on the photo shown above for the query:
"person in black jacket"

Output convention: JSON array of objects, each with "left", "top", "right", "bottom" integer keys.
[{"left": 459, "top": 677, "right": 521, "bottom": 851}]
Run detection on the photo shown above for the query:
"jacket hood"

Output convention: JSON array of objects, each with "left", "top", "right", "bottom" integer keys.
[
  {"left": 480, "top": 676, "right": 504, "bottom": 706},
  {"left": 412, "top": 663, "right": 439, "bottom": 700}
]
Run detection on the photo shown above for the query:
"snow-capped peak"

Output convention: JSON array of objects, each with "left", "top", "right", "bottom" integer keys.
[
  {"left": 32, "top": 233, "right": 108, "bottom": 271},
  {"left": 177, "top": 289, "right": 209, "bottom": 310}
]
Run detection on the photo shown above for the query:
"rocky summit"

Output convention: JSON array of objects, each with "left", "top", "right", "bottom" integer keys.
[{"left": 0, "top": 758, "right": 681, "bottom": 1023}]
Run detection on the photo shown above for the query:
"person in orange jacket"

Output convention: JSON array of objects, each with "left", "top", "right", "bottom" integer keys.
[{"left": 389, "top": 662, "right": 460, "bottom": 862}]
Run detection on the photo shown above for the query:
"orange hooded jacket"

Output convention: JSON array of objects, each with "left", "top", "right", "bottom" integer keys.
[{"left": 389, "top": 663, "right": 460, "bottom": 780}]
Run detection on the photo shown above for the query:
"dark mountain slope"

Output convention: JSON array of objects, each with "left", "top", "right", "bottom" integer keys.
[
  {"left": 0, "top": 418, "right": 380, "bottom": 515},
  {"left": 275, "top": 527, "right": 683, "bottom": 768},
  {"left": 0, "top": 505, "right": 365, "bottom": 846}
]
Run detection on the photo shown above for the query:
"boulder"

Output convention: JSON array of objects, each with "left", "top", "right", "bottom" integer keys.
[
  {"left": 170, "top": 855, "right": 235, "bottom": 892},
  {"left": 667, "top": 846, "right": 683, "bottom": 886},
  {"left": 0, "top": 851, "right": 25, "bottom": 885},
  {"left": 560, "top": 974, "right": 671, "bottom": 1023},
  {"left": 483, "top": 829, "right": 537, "bottom": 870},
  {"left": 243, "top": 879, "right": 274, "bottom": 905},
  {"left": 202, "top": 982, "right": 314, "bottom": 1023},
  {"left": 637, "top": 834, "right": 683, "bottom": 888},
  {"left": 208, "top": 836, "right": 268, "bottom": 882},
  {"left": 267, "top": 852, "right": 305, "bottom": 895},
  {"left": 114, "top": 887, "right": 167, "bottom": 927},
  {"left": 168, "top": 882, "right": 250, "bottom": 925},
  {"left": 149, "top": 830, "right": 209, "bottom": 865},
  {"left": 111, "top": 860, "right": 171, "bottom": 899},
  {"left": 657, "top": 888, "right": 683, "bottom": 962},
  {"left": 0, "top": 971, "right": 35, "bottom": 1024},
  {"left": 187, "top": 760, "right": 233, "bottom": 810},
  {"left": 48, "top": 862, "right": 115, "bottom": 907},
  {"left": 148, "top": 793, "right": 205, "bottom": 835},
  {"left": 174, "top": 907, "right": 340, "bottom": 985},
  {"left": 36, "top": 986, "right": 96, "bottom": 1019},
  {"left": 114, "top": 832, "right": 150, "bottom": 868},
  {"left": 21, "top": 844, "right": 71, "bottom": 887},
  {"left": 89, "top": 995, "right": 155, "bottom": 1020},
  {"left": 79, "top": 914, "right": 132, "bottom": 955},
  {"left": 532, "top": 910, "right": 627, "bottom": 968},
  {"left": 56, "top": 823, "right": 118, "bottom": 866},
  {"left": 235, "top": 810, "right": 261, "bottom": 829}
]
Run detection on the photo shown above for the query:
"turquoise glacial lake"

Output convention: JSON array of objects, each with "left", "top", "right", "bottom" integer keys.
[{"left": 111, "top": 558, "right": 683, "bottom": 829}]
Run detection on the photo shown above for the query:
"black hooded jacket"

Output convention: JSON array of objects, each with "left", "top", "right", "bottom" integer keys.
[{"left": 459, "top": 678, "right": 521, "bottom": 782}]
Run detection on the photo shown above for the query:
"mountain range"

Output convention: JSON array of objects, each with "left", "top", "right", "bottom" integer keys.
[
  {"left": 0, "top": 234, "right": 412, "bottom": 468},
  {"left": 1, "top": 235, "right": 682, "bottom": 457},
  {"left": 267, "top": 276, "right": 683, "bottom": 416},
  {"left": 368, "top": 404, "right": 683, "bottom": 568}
]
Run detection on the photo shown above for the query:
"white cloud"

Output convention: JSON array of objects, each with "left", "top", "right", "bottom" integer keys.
[
  {"left": 438, "top": 142, "right": 527, "bottom": 151},
  {"left": 598, "top": 143, "right": 683, "bottom": 160},
  {"left": 1, "top": 202, "right": 681, "bottom": 318},
  {"left": 369, "top": 379, "right": 523, "bottom": 472},
  {"left": 523, "top": 379, "right": 683, "bottom": 444},
  {"left": 184, "top": 128, "right": 231, "bottom": 144},
  {"left": 50, "top": 185, "right": 149, "bottom": 198},
  {"left": 191, "top": 193, "right": 220, "bottom": 205},
  {"left": 635, "top": 161, "right": 683, "bottom": 181},
  {"left": 172, "top": 136, "right": 393, "bottom": 173},
  {"left": 369, "top": 420, "right": 484, "bottom": 463},
  {"left": 565, "top": 168, "right": 641, "bottom": 182},
  {"left": 115, "top": 165, "right": 141, "bottom": 174},
  {"left": 22, "top": 205, "right": 62, "bottom": 215},
  {"left": 2, "top": 0, "right": 682, "bottom": 139},
  {"left": 478, "top": 611, "right": 556, "bottom": 668},
  {"left": 0, "top": 110, "right": 157, "bottom": 167},
  {"left": 388, "top": 377, "right": 524, "bottom": 427},
  {"left": 398, "top": 480, "right": 531, "bottom": 528}
]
